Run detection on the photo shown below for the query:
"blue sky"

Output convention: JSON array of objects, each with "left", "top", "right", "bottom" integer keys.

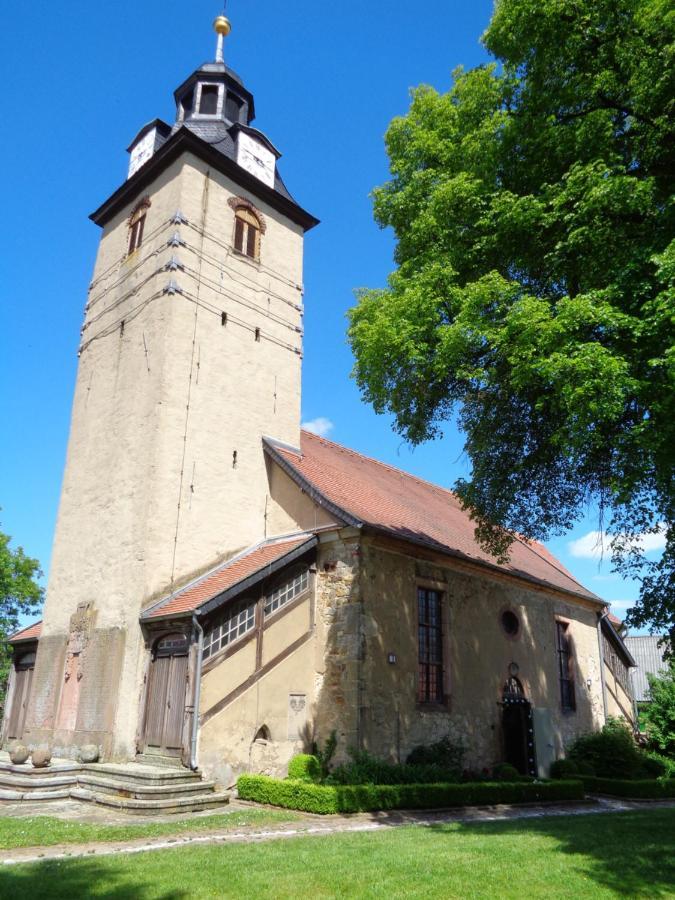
[{"left": 1, "top": 0, "right": 662, "bottom": 630}]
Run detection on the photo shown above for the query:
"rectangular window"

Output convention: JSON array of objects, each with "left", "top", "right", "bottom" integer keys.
[
  {"left": 602, "top": 634, "right": 631, "bottom": 696},
  {"left": 199, "top": 85, "right": 219, "bottom": 115},
  {"left": 418, "top": 587, "right": 444, "bottom": 704},
  {"left": 234, "top": 217, "right": 245, "bottom": 253},
  {"left": 264, "top": 569, "right": 309, "bottom": 618},
  {"left": 203, "top": 597, "right": 256, "bottom": 660},
  {"left": 128, "top": 214, "right": 145, "bottom": 255},
  {"left": 556, "top": 621, "right": 576, "bottom": 711}
]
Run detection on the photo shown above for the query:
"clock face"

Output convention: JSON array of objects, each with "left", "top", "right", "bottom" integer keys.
[
  {"left": 128, "top": 129, "right": 157, "bottom": 179},
  {"left": 236, "top": 133, "right": 275, "bottom": 188}
]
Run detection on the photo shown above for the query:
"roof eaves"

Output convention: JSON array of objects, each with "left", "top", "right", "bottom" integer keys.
[
  {"left": 90, "top": 128, "right": 319, "bottom": 231},
  {"left": 602, "top": 614, "right": 637, "bottom": 667},
  {"left": 197, "top": 536, "right": 318, "bottom": 620},
  {"left": 141, "top": 535, "right": 318, "bottom": 622},
  {"left": 364, "top": 523, "right": 603, "bottom": 608},
  {"left": 262, "top": 436, "right": 362, "bottom": 529},
  {"left": 9, "top": 620, "right": 42, "bottom": 643}
]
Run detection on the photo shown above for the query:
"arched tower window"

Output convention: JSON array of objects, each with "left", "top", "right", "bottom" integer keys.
[
  {"left": 128, "top": 197, "right": 151, "bottom": 256},
  {"left": 233, "top": 208, "right": 261, "bottom": 259},
  {"left": 229, "top": 197, "right": 266, "bottom": 261}
]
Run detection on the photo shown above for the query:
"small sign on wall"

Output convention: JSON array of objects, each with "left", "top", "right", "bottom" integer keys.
[{"left": 288, "top": 693, "right": 307, "bottom": 741}]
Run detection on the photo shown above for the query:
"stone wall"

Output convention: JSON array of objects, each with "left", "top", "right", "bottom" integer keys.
[{"left": 356, "top": 536, "right": 606, "bottom": 773}]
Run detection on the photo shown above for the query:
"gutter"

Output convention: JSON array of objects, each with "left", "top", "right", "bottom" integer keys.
[
  {"left": 190, "top": 613, "right": 204, "bottom": 771},
  {"left": 597, "top": 609, "right": 609, "bottom": 721}
]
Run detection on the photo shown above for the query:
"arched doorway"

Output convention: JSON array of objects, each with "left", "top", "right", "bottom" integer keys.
[
  {"left": 140, "top": 633, "right": 189, "bottom": 758},
  {"left": 501, "top": 676, "right": 536, "bottom": 776},
  {"left": 6, "top": 650, "right": 36, "bottom": 742}
]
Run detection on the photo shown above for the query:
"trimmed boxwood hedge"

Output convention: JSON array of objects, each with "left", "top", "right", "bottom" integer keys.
[
  {"left": 581, "top": 776, "right": 675, "bottom": 799},
  {"left": 237, "top": 775, "right": 585, "bottom": 814}
]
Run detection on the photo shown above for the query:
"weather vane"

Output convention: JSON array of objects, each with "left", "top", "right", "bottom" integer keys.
[{"left": 213, "top": 3, "right": 232, "bottom": 64}]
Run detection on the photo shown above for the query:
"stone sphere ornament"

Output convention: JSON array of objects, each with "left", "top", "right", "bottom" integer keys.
[
  {"left": 31, "top": 748, "right": 52, "bottom": 768},
  {"left": 79, "top": 744, "right": 100, "bottom": 764},
  {"left": 9, "top": 743, "right": 30, "bottom": 765}
]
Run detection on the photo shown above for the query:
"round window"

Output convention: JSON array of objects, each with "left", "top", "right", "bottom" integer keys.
[{"left": 501, "top": 610, "right": 520, "bottom": 637}]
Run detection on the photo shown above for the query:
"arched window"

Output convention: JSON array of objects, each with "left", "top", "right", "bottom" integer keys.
[
  {"left": 154, "top": 632, "right": 189, "bottom": 657},
  {"left": 253, "top": 725, "right": 271, "bottom": 742},
  {"left": 128, "top": 197, "right": 151, "bottom": 256},
  {"left": 233, "top": 207, "right": 262, "bottom": 260}
]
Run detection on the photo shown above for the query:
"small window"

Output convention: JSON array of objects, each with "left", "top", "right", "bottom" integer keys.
[
  {"left": 264, "top": 569, "right": 309, "bottom": 618},
  {"left": 181, "top": 89, "right": 194, "bottom": 118},
  {"left": 501, "top": 610, "right": 520, "bottom": 637},
  {"left": 199, "top": 85, "right": 219, "bottom": 115},
  {"left": 127, "top": 199, "right": 150, "bottom": 256},
  {"left": 233, "top": 208, "right": 261, "bottom": 260},
  {"left": 225, "top": 93, "right": 243, "bottom": 123},
  {"left": 418, "top": 587, "right": 445, "bottom": 704},
  {"left": 556, "top": 621, "right": 576, "bottom": 711},
  {"left": 16, "top": 652, "right": 36, "bottom": 670},
  {"left": 203, "top": 597, "right": 256, "bottom": 660},
  {"left": 155, "top": 633, "right": 189, "bottom": 656}
]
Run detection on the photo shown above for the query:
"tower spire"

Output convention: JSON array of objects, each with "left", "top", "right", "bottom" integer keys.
[{"left": 213, "top": 9, "right": 232, "bottom": 64}]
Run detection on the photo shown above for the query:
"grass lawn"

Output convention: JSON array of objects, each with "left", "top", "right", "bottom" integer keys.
[
  {"left": 1, "top": 808, "right": 674, "bottom": 898},
  {"left": 0, "top": 809, "right": 296, "bottom": 850}
]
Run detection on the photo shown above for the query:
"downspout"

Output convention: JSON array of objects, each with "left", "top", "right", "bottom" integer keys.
[
  {"left": 190, "top": 613, "right": 204, "bottom": 771},
  {"left": 597, "top": 609, "right": 609, "bottom": 722}
]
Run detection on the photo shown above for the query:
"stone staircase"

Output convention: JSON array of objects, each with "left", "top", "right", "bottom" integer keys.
[{"left": 0, "top": 754, "right": 230, "bottom": 815}]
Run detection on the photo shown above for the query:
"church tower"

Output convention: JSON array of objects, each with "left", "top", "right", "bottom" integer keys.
[{"left": 24, "top": 16, "right": 318, "bottom": 760}]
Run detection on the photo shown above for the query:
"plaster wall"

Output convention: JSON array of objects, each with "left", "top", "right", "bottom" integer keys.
[
  {"left": 26, "top": 151, "right": 307, "bottom": 759},
  {"left": 194, "top": 530, "right": 362, "bottom": 783}
]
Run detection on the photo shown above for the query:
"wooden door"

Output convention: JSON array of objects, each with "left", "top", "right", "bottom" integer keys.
[
  {"left": 142, "top": 634, "right": 189, "bottom": 756},
  {"left": 7, "top": 652, "right": 36, "bottom": 741}
]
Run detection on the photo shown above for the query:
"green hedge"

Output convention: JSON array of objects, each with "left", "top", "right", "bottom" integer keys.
[
  {"left": 237, "top": 775, "right": 585, "bottom": 815},
  {"left": 581, "top": 776, "right": 675, "bottom": 799}
]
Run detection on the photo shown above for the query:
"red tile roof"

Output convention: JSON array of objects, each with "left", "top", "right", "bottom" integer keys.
[
  {"left": 607, "top": 612, "right": 623, "bottom": 627},
  {"left": 267, "top": 431, "right": 600, "bottom": 604},
  {"left": 9, "top": 620, "right": 42, "bottom": 642},
  {"left": 145, "top": 536, "right": 314, "bottom": 619}
]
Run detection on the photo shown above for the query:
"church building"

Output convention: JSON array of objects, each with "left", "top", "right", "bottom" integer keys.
[{"left": 3, "top": 16, "right": 635, "bottom": 789}]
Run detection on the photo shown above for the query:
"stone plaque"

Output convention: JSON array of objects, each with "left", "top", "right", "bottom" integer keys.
[{"left": 287, "top": 693, "right": 307, "bottom": 741}]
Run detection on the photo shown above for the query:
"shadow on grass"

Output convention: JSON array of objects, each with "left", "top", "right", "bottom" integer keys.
[
  {"left": 429, "top": 809, "right": 675, "bottom": 897},
  {"left": 0, "top": 858, "right": 188, "bottom": 900}
]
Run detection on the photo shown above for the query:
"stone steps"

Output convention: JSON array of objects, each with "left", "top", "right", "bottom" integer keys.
[
  {"left": 0, "top": 754, "right": 230, "bottom": 815},
  {"left": 71, "top": 787, "right": 230, "bottom": 816},
  {"left": 0, "top": 787, "right": 72, "bottom": 801},
  {"left": 85, "top": 763, "right": 203, "bottom": 787},
  {"left": 77, "top": 773, "right": 218, "bottom": 801},
  {"left": 135, "top": 753, "right": 188, "bottom": 770}
]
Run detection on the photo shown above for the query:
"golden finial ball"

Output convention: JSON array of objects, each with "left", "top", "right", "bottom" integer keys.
[{"left": 214, "top": 15, "right": 231, "bottom": 36}]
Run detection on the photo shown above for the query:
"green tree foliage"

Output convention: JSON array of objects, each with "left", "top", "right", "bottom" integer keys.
[
  {"left": 348, "top": 0, "right": 675, "bottom": 630},
  {"left": 644, "top": 659, "right": 675, "bottom": 757},
  {"left": 0, "top": 524, "right": 44, "bottom": 707}
]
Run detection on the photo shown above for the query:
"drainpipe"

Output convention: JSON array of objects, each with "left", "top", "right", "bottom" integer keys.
[
  {"left": 597, "top": 609, "right": 609, "bottom": 722},
  {"left": 190, "top": 613, "right": 204, "bottom": 771}
]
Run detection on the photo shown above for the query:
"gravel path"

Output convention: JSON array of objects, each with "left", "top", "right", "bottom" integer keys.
[{"left": 2, "top": 796, "right": 674, "bottom": 867}]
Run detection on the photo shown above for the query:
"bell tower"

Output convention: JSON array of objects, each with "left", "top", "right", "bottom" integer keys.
[{"left": 24, "top": 16, "right": 318, "bottom": 760}]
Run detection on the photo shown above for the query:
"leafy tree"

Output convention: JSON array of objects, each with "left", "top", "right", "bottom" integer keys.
[
  {"left": 0, "top": 524, "right": 44, "bottom": 709},
  {"left": 348, "top": 0, "right": 674, "bottom": 630},
  {"left": 644, "top": 658, "right": 675, "bottom": 757}
]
